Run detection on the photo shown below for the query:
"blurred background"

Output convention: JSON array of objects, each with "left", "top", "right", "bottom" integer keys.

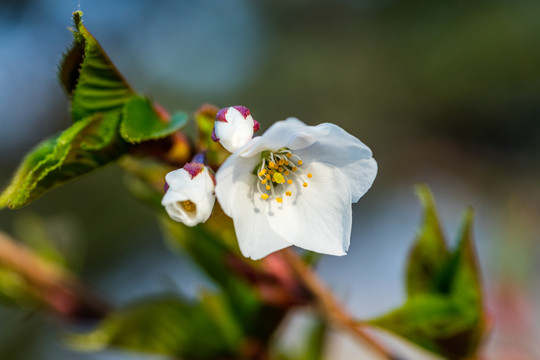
[{"left": 1, "top": 0, "right": 539, "bottom": 358}]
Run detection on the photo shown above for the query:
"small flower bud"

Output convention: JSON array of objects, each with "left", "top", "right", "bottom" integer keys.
[
  {"left": 161, "top": 162, "right": 216, "bottom": 227},
  {"left": 212, "top": 105, "right": 259, "bottom": 153}
]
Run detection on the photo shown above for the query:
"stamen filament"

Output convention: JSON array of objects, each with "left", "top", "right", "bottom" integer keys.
[{"left": 255, "top": 148, "right": 311, "bottom": 202}]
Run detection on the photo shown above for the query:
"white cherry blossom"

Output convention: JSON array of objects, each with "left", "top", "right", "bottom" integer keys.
[
  {"left": 162, "top": 162, "right": 216, "bottom": 227},
  {"left": 215, "top": 118, "right": 377, "bottom": 260}
]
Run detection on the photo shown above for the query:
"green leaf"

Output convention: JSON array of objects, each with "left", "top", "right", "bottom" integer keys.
[
  {"left": 0, "top": 112, "right": 125, "bottom": 209},
  {"left": 369, "top": 187, "right": 486, "bottom": 360},
  {"left": 450, "top": 209, "right": 482, "bottom": 303},
  {"left": 60, "top": 11, "right": 135, "bottom": 121},
  {"left": 160, "top": 217, "right": 259, "bottom": 315},
  {"left": 160, "top": 217, "right": 295, "bottom": 340},
  {"left": 69, "top": 294, "right": 243, "bottom": 359},
  {"left": 446, "top": 208, "right": 485, "bottom": 356},
  {"left": 370, "top": 295, "right": 478, "bottom": 359},
  {"left": 406, "top": 185, "right": 451, "bottom": 296},
  {"left": 120, "top": 96, "right": 188, "bottom": 143}
]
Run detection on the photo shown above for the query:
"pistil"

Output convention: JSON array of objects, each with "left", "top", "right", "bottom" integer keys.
[{"left": 256, "top": 149, "right": 312, "bottom": 202}]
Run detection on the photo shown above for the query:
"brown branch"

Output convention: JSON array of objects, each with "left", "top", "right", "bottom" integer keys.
[
  {"left": 0, "top": 230, "right": 111, "bottom": 320},
  {"left": 282, "top": 249, "right": 397, "bottom": 360}
]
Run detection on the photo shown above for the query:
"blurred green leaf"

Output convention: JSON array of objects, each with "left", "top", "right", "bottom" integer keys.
[
  {"left": 69, "top": 294, "right": 243, "bottom": 359},
  {"left": 160, "top": 217, "right": 260, "bottom": 318},
  {"left": 369, "top": 187, "right": 486, "bottom": 360},
  {"left": 0, "top": 111, "right": 125, "bottom": 209},
  {"left": 0, "top": 267, "right": 39, "bottom": 308},
  {"left": 60, "top": 11, "right": 135, "bottom": 121},
  {"left": 406, "top": 185, "right": 450, "bottom": 296},
  {"left": 119, "top": 156, "right": 174, "bottom": 208},
  {"left": 13, "top": 215, "right": 66, "bottom": 267},
  {"left": 120, "top": 96, "right": 188, "bottom": 143},
  {"left": 371, "top": 295, "right": 478, "bottom": 359},
  {"left": 161, "top": 218, "right": 293, "bottom": 348}
]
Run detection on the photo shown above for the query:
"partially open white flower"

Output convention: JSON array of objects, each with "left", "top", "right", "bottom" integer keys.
[
  {"left": 212, "top": 106, "right": 260, "bottom": 153},
  {"left": 162, "top": 163, "right": 216, "bottom": 227},
  {"left": 215, "top": 118, "right": 377, "bottom": 260}
]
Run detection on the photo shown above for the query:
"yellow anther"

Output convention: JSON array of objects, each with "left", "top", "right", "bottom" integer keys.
[
  {"left": 273, "top": 172, "right": 285, "bottom": 184},
  {"left": 298, "top": 160, "right": 303, "bottom": 165},
  {"left": 266, "top": 185, "right": 271, "bottom": 190},
  {"left": 278, "top": 159, "right": 284, "bottom": 165},
  {"left": 287, "top": 179, "right": 293, "bottom": 185},
  {"left": 284, "top": 160, "right": 289, "bottom": 165},
  {"left": 303, "top": 182, "right": 308, "bottom": 187},
  {"left": 258, "top": 169, "right": 267, "bottom": 176},
  {"left": 286, "top": 153, "right": 292, "bottom": 158},
  {"left": 268, "top": 170, "right": 274, "bottom": 174},
  {"left": 261, "top": 194, "right": 269, "bottom": 200},
  {"left": 278, "top": 167, "right": 284, "bottom": 172},
  {"left": 286, "top": 191, "right": 292, "bottom": 196},
  {"left": 261, "top": 179, "right": 267, "bottom": 184},
  {"left": 276, "top": 197, "right": 283, "bottom": 203},
  {"left": 292, "top": 167, "right": 297, "bottom": 172},
  {"left": 266, "top": 174, "right": 271, "bottom": 180},
  {"left": 269, "top": 161, "right": 275, "bottom": 168},
  {"left": 307, "top": 173, "right": 312, "bottom": 178},
  {"left": 284, "top": 171, "right": 290, "bottom": 176}
]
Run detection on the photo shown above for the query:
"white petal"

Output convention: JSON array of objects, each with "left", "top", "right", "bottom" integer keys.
[
  {"left": 266, "top": 162, "right": 352, "bottom": 256},
  {"left": 215, "top": 151, "right": 259, "bottom": 216},
  {"left": 239, "top": 118, "right": 310, "bottom": 158},
  {"left": 162, "top": 168, "right": 216, "bottom": 227},
  {"left": 293, "top": 122, "right": 377, "bottom": 202},
  {"left": 240, "top": 119, "right": 376, "bottom": 202},
  {"left": 215, "top": 107, "right": 255, "bottom": 153},
  {"left": 226, "top": 171, "right": 292, "bottom": 259},
  {"left": 164, "top": 167, "right": 191, "bottom": 186}
]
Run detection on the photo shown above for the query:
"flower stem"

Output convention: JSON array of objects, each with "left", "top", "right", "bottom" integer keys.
[
  {"left": 0, "top": 230, "right": 111, "bottom": 320},
  {"left": 281, "top": 249, "right": 396, "bottom": 360}
]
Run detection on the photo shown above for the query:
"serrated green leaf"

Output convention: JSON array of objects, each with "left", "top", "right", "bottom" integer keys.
[
  {"left": 120, "top": 96, "right": 188, "bottom": 143},
  {"left": 60, "top": 11, "right": 135, "bottom": 121},
  {"left": 68, "top": 294, "right": 243, "bottom": 359},
  {"left": 406, "top": 185, "right": 451, "bottom": 296},
  {"left": 0, "top": 112, "right": 125, "bottom": 209}
]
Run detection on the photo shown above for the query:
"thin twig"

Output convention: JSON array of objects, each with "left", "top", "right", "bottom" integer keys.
[
  {"left": 282, "top": 249, "right": 396, "bottom": 360},
  {"left": 0, "top": 230, "right": 110, "bottom": 320}
]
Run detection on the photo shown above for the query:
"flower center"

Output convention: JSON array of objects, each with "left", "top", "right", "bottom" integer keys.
[
  {"left": 179, "top": 200, "right": 196, "bottom": 212},
  {"left": 255, "top": 149, "right": 312, "bottom": 203}
]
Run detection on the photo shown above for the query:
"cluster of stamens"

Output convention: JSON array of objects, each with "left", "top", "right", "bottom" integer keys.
[{"left": 256, "top": 149, "right": 312, "bottom": 203}]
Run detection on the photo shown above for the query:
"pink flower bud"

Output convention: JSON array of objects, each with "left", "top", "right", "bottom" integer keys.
[{"left": 212, "top": 106, "right": 259, "bottom": 153}]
